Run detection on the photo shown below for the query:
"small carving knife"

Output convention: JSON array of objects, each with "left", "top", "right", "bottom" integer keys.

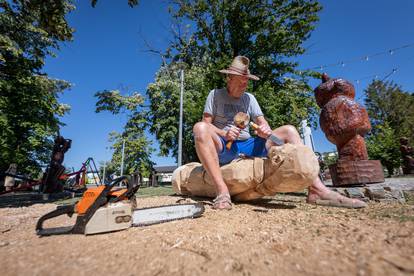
[{"left": 249, "top": 122, "right": 285, "bottom": 146}]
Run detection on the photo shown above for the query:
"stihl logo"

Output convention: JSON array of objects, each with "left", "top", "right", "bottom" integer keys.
[{"left": 112, "top": 210, "right": 126, "bottom": 215}]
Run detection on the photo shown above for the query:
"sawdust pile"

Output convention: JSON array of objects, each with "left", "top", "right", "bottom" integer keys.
[{"left": 1, "top": 195, "right": 414, "bottom": 276}]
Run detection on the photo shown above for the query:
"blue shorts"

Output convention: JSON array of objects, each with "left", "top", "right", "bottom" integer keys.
[{"left": 218, "top": 137, "right": 268, "bottom": 165}]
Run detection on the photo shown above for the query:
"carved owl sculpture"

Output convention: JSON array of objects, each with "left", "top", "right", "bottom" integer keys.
[{"left": 314, "top": 73, "right": 371, "bottom": 161}]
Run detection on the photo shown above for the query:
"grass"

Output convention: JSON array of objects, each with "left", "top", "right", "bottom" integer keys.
[
  {"left": 54, "top": 185, "right": 175, "bottom": 205},
  {"left": 404, "top": 190, "right": 414, "bottom": 205},
  {"left": 369, "top": 203, "right": 414, "bottom": 222},
  {"left": 136, "top": 185, "right": 175, "bottom": 197},
  {"left": 374, "top": 209, "right": 414, "bottom": 222}
]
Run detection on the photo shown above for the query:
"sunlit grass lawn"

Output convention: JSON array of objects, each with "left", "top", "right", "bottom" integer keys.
[
  {"left": 136, "top": 185, "right": 175, "bottom": 197},
  {"left": 55, "top": 184, "right": 175, "bottom": 205}
]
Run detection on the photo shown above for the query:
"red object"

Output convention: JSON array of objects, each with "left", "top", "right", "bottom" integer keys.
[{"left": 315, "top": 74, "right": 384, "bottom": 186}]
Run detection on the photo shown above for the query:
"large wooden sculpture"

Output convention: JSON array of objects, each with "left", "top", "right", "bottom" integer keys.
[
  {"left": 41, "top": 135, "right": 72, "bottom": 193},
  {"left": 314, "top": 73, "right": 384, "bottom": 186},
  {"left": 172, "top": 144, "right": 319, "bottom": 201}
]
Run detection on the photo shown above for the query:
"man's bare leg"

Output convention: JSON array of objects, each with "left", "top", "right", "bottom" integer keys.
[
  {"left": 193, "top": 122, "right": 231, "bottom": 209},
  {"left": 267, "top": 125, "right": 367, "bottom": 208}
]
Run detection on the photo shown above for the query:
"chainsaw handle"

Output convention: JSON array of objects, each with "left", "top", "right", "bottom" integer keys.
[
  {"left": 36, "top": 204, "right": 76, "bottom": 236},
  {"left": 108, "top": 176, "right": 128, "bottom": 188},
  {"left": 108, "top": 175, "right": 140, "bottom": 202}
]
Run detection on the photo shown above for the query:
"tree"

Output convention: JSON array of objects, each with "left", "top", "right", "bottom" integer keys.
[
  {"left": 95, "top": 90, "right": 154, "bottom": 176},
  {"left": 365, "top": 80, "right": 414, "bottom": 141},
  {"left": 147, "top": 63, "right": 212, "bottom": 163},
  {"left": 364, "top": 80, "right": 414, "bottom": 175},
  {"left": 170, "top": 0, "right": 321, "bottom": 84},
  {"left": 0, "top": 0, "right": 74, "bottom": 175},
  {"left": 147, "top": 0, "right": 322, "bottom": 162},
  {"left": 366, "top": 123, "right": 401, "bottom": 176}
]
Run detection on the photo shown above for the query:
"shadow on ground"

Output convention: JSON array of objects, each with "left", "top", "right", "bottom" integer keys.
[
  {"left": 0, "top": 192, "right": 78, "bottom": 208},
  {"left": 172, "top": 194, "right": 297, "bottom": 210},
  {"left": 239, "top": 198, "right": 297, "bottom": 209}
]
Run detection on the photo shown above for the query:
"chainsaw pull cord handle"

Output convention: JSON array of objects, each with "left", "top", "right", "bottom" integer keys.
[{"left": 36, "top": 204, "right": 76, "bottom": 236}]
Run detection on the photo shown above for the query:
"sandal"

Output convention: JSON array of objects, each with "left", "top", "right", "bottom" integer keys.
[
  {"left": 308, "top": 191, "right": 367, "bottom": 209},
  {"left": 212, "top": 193, "right": 232, "bottom": 210}
]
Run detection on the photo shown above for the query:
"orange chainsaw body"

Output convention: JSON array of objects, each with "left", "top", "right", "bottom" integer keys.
[{"left": 75, "top": 186, "right": 129, "bottom": 214}]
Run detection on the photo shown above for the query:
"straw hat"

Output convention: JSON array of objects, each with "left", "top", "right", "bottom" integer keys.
[{"left": 219, "top": 56, "right": 259, "bottom": 81}]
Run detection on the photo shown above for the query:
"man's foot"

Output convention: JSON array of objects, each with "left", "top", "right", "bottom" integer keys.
[
  {"left": 212, "top": 193, "right": 232, "bottom": 210},
  {"left": 307, "top": 190, "right": 367, "bottom": 209}
]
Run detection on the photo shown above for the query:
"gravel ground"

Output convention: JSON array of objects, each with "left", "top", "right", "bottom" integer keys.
[{"left": 1, "top": 194, "right": 414, "bottom": 276}]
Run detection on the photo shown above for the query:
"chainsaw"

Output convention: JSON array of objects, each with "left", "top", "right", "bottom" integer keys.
[{"left": 36, "top": 176, "right": 204, "bottom": 236}]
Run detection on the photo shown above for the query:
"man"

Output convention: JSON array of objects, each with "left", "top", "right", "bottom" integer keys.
[{"left": 193, "top": 56, "right": 367, "bottom": 210}]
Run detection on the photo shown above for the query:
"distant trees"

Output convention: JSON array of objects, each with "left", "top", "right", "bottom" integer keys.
[
  {"left": 0, "top": 1, "right": 74, "bottom": 174},
  {"left": 365, "top": 80, "right": 414, "bottom": 175},
  {"left": 366, "top": 123, "right": 401, "bottom": 176},
  {"left": 365, "top": 80, "right": 414, "bottom": 141}
]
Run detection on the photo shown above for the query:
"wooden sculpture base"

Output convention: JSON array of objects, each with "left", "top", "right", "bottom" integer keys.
[{"left": 329, "top": 160, "right": 385, "bottom": 186}]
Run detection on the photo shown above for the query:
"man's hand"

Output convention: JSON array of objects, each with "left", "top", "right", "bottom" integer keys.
[
  {"left": 254, "top": 124, "right": 272, "bottom": 139},
  {"left": 225, "top": 126, "right": 241, "bottom": 141}
]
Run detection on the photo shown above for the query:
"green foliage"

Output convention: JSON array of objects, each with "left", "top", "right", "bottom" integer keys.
[
  {"left": 95, "top": 90, "right": 154, "bottom": 176},
  {"left": 366, "top": 123, "right": 401, "bottom": 176},
  {"left": 169, "top": 0, "right": 321, "bottom": 81},
  {"left": 364, "top": 80, "right": 414, "bottom": 175},
  {"left": 0, "top": 0, "right": 74, "bottom": 174},
  {"left": 254, "top": 78, "right": 319, "bottom": 129},
  {"left": 365, "top": 80, "right": 414, "bottom": 141},
  {"left": 322, "top": 152, "right": 338, "bottom": 167},
  {"left": 147, "top": 0, "right": 321, "bottom": 161},
  {"left": 147, "top": 63, "right": 211, "bottom": 163}
]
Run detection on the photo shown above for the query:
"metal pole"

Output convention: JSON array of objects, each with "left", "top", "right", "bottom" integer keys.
[
  {"left": 178, "top": 69, "right": 184, "bottom": 167},
  {"left": 120, "top": 139, "right": 125, "bottom": 175},
  {"left": 301, "top": 119, "right": 315, "bottom": 152},
  {"left": 102, "top": 161, "right": 106, "bottom": 184}
]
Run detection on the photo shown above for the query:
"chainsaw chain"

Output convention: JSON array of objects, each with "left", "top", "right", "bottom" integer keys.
[{"left": 132, "top": 203, "right": 205, "bottom": 227}]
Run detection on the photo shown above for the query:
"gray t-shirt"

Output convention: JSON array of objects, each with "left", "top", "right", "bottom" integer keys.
[{"left": 203, "top": 88, "right": 264, "bottom": 140}]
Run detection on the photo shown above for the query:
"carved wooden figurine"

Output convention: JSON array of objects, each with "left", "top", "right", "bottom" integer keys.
[
  {"left": 314, "top": 73, "right": 384, "bottom": 186},
  {"left": 400, "top": 137, "right": 414, "bottom": 174}
]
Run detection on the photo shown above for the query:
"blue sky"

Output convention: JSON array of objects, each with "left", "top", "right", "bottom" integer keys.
[{"left": 44, "top": 0, "right": 414, "bottom": 170}]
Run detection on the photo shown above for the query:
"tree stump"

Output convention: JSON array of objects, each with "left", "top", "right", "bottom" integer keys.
[{"left": 314, "top": 74, "right": 384, "bottom": 186}]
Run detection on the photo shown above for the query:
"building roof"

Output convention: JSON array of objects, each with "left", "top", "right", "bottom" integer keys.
[{"left": 153, "top": 165, "right": 177, "bottom": 173}]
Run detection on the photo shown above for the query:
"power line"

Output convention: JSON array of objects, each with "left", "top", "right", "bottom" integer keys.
[
  {"left": 304, "top": 43, "right": 414, "bottom": 71},
  {"left": 355, "top": 68, "right": 399, "bottom": 102},
  {"left": 353, "top": 54, "right": 414, "bottom": 84}
]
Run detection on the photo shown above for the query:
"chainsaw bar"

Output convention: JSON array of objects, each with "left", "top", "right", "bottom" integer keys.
[{"left": 132, "top": 203, "right": 205, "bottom": 227}]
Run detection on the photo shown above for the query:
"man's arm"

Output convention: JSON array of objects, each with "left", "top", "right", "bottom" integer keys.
[
  {"left": 202, "top": 113, "right": 226, "bottom": 137},
  {"left": 202, "top": 113, "right": 240, "bottom": 141},
  {"left": 254, "top": 116, "right": 273, "bottom": 139}
]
